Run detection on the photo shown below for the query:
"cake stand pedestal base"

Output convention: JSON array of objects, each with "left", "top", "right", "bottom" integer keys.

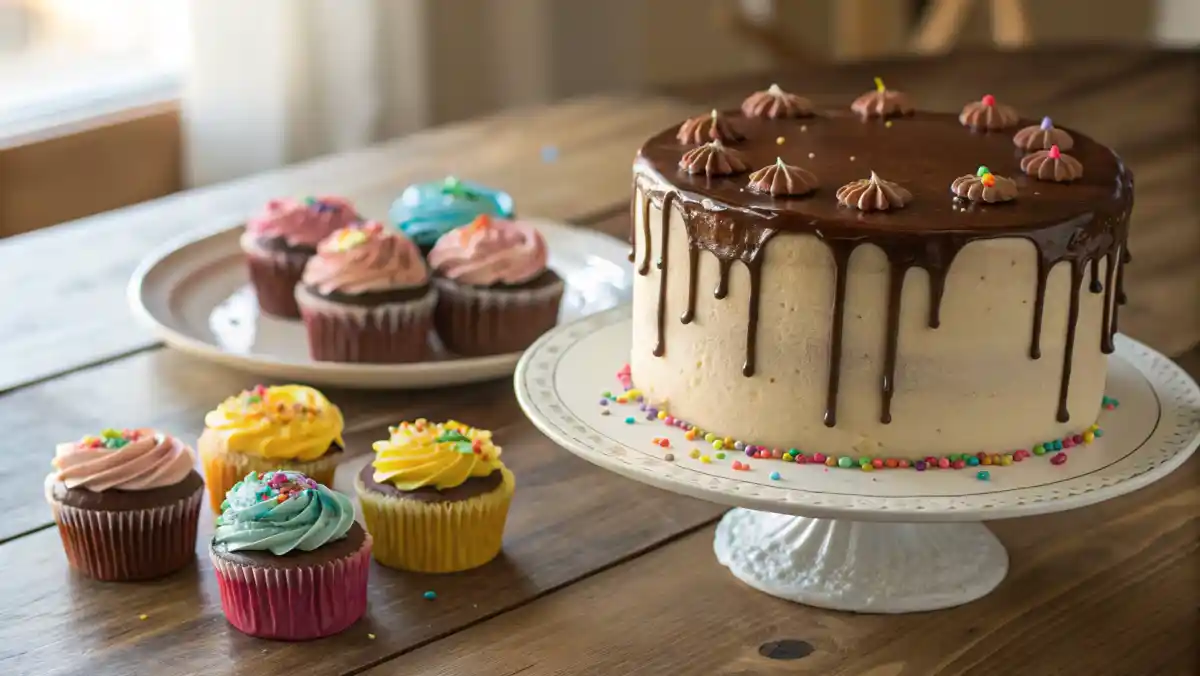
[{"left": 714, "top": 509, "right": 1008, "bottom": 613}]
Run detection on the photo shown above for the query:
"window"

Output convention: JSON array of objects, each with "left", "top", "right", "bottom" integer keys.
[{"left": 0, "top": 0, "right": 187, "bottom": 139}]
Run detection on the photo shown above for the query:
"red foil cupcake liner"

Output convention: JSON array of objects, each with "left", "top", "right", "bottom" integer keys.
[
  {"left": 211, "top": 533, "right": 372, "bottom": 641},
  {"left": 49, "top": 488, "right": 203, "bottom": 581},
  {"left": 432, "top": 277, "right": 564, "bottom": 356},
  {"left": 295, "top": 286, "right": 436, "bottom": 363},
  {"left": 246, "top": 249, "right": 310, "bottom": 318}
]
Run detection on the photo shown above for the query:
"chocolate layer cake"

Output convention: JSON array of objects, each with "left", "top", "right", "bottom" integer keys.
[{"left": 629, "top": 89, "right": 1132, "bottom": 457}]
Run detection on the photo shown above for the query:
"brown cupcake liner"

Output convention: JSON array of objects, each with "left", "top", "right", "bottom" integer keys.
[
  {"left": 211, "top": 533, "right": 372, "bottom": 640},
  {"left": 295, "top": 286, "right": 436, "bottom": 363},
  {"left": 243, "top": 237, "right": 311, "bottom": 318},
  {"left": 48, "top": 486, "right": 203, "bottom": 581},
  {"left": 432, "top": 276, "right": 564, "bottom": 356}
]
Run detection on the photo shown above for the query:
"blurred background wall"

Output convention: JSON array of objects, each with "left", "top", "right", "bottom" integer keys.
[{"left": 0, "top": 0, "right": 1195, "bottom": 235}]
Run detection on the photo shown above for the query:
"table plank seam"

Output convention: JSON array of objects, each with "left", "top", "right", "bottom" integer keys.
[{"left": 336, "top": 513, "right": 724, "bottom": 676}]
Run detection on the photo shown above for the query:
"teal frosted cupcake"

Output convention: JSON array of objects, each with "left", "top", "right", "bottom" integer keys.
[{"left": 389, "top": 176, "right": 515, "bottom": 255}]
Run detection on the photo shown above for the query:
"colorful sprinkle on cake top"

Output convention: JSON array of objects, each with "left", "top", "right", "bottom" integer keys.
[
  {"left": 203, "top": 385, "right": 345, "bottom": 461},
  {"left": 213, "top": 470, "right": 354, "bottom": 555},
  {"left": 370, "top": 419, "right": 504, "bottom": 491}
]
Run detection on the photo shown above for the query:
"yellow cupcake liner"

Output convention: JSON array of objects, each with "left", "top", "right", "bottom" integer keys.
[
  {"left": 199, "top": 432, "right": 339, "bottom": 512},
  {"left": 356, "top": 467, "right": 514, "bottom": 573}
]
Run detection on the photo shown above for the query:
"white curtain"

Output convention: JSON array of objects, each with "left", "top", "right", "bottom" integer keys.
[{"left": 183, "top": 0, "right": 431, "bottom": 186}]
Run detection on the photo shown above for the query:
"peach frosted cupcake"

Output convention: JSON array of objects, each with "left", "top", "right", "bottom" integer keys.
[
  {"left": 240, "top": 196, "right": 362, "bottom": 318},
  {"left": 46, "top": 428, "right": 204, "bottom": 580},
  {"left": 426, "top": 215, "right": 563, "bottom": 356},
  {"left": 295, "top": 221, "right": 436, "bottom": 363},
  {"left": 355, "top": 419, "right": 515, "bottom": 573},
  {"left": 198, "top": 385, "right": 344, "bottom": 512}
]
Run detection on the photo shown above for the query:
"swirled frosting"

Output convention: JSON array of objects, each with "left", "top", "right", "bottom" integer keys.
[
  {"left": 213, "top": 470, "right": 354, "bottom": 555},
  {"left": 746, "top": 158, "right": 818, "bottom": 196},
  {"left": 1020, "top": 145, "right": 1083, "bottom": 182},
  {"left": 426, "top": 215, "right": 548, "bottom": 286},
  {"left": 959, "top": 95, "right": 1019, "bottom": 131},
  {"left": 51, "top": 429, "right": 195, "bottom": 491},
  {"left": 679, "top": 141, "right": 749, "bottom": 176},
  {"left": 389, "top": 177, "right": 515, "bottom": 249},
  {"left": 951, "top": 166, "right": 1018, "bottom": 203},
  {"left": 836, "top": 172, "right": 912, "bottom": 211},
  {"left": 370, "top": 419, "right": 504, "bottom": 491},
  {"left": 676, "top": 109, "right": 744, "bottom": 145},
  {"left": 245, "top": 197, "right": 361, "bottom": 248},
  {"left": 741, "top": 84, "right": 813, "bottom": 119},
  {"left": 1014, "top": 117, "right": 1075, "bottom": 152},
  {"left": 302, "top": 221, "right": 429, "bottom": 295},
  {"left": 204, "top": 385, "right": 345, "bottom": 461},
  {"left": 851, "top": 79, "right": 914, "bottom": 118}
]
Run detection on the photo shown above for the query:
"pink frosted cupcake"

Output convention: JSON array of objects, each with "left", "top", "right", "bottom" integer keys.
[
  {"left": 210, "top": 470, "right": 370, "bottom": 640},
  {"left": 427, "top": 215, "right": 564, "bottom": 356},
  {"left": 241, "top": 196, "right": 362, "bottom": 318},
  {"left": 45, "top": 428, "right": 204, "bottom": 581},
  {"left": 295, "top": 221, "right": 436, "bottom": 363}
]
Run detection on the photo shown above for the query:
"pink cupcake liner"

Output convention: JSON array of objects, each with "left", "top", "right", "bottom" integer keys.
[
  {"left": 211, "top": 533, "right": 372, "bottom": 641},
  {"left": 49, "top": 488, "right": 203, "bottom": 581},
  {"left": 295, "top": 286, "right": 436, "bottom": 363}
]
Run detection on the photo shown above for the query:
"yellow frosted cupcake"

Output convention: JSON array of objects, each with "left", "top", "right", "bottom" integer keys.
[
  {"left": 198, "top": 384, "right": 345, "bottom": 512},
  {"left": 355, "top": 419, "right": 514, "bottom": 573}
]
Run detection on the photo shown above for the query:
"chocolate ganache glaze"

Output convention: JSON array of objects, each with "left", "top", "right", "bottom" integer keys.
[{"left": 633, "top": 109, "right": 1133, "bottom": 426}]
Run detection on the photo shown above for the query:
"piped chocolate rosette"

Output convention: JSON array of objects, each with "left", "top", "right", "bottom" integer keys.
[
  {"left": 959, "top": 94, "right": 1019, "bottom": 131},
  {"left": 741, "top": 84, "right": 814, "bottom": 119},
  {"left": 1014, "top": 117, "right": 1075, "bottom": 152},
  {"left": 240, "top": 196, "right": 362, "bottom": 317},
  {"left": 210, "top": 470, "right": 371, "bottom": 640},
  {"left": 1021, "top": 144, "right": 1084, "bottom": 182},
  {"left": 677, "top": 109, "right": 744, "bottom": 144},
  {"left": 45, "top": 429, "right": 204, "bottom": 581},
  {"left": 836, "top": 172, "right": 912, "bottom": 212},
  {"left": 851, "top": 77, "right": 914, "bottom": 119},
  {"left": 356, "top": 419, "right": 516, "bottom": 572},
  {"left": 679, "top": 140, "right": 750, "bottom": 177},
  {"left": 426, "top": 216, "right": 564, "bottom": 356},
  {"left": 295, "top": 221, "right": 436, "bottom": 363},
  {"left": 198, "top": 384, "right": 346, "bottom": 512},
  {"left": 951, "top": 166, "right": 1018, "bottom": 204},
  {"left": 746, "top": 158, "right": 818, "bottom": 196}
]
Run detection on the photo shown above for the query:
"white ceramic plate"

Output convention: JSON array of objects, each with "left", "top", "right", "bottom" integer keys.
[{"left": 129, "top": 220, "right": 632, "bottom": 388}]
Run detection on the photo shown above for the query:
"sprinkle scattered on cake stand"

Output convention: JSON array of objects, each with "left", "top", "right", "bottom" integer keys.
[{"left": 515, "top": 307, "right": 1200, "bottom": 614}]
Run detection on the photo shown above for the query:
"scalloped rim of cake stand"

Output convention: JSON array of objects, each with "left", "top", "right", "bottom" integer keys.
[{"left": 515, "top": 306, "right": 1200, "bottom": 523}]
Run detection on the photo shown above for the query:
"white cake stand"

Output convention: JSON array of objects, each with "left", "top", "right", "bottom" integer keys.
[{"left": 514, "top": 307, "right": 1200, "bottom": 614}]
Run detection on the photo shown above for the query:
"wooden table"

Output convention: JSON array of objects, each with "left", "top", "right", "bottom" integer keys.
[{"left": 1, "top": 48, "right": 1197, "bottom": 676}]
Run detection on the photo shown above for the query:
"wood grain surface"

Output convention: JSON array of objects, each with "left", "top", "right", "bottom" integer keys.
[
  {"left": 0, "top": 48, "right": 1197, "bottom": 676},
  {"left": 373, "top": 455, "right": 1199, "bottom": 676}
]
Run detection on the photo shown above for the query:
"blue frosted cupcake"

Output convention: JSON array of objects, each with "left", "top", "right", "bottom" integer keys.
[{"left": 389, "top": 176, "right": 515, "bottom": 255}]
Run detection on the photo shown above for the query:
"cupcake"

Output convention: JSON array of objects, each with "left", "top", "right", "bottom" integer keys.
[
  {"left": 45, "top": 428, "right": 204, "bottom": 581},
  {"left": 211, "top": 470, "right": 371, "bottom": 640},
  {"left": 426, "top": 215, "right": 564, "bottom": 356},
  {"left": 356, "top": 419, "right": 515, "bottom": 573},
  {"left": 198, "top": 384, "right": 344, "bottom": 513},
  {"left": 389, "top": 176, "right": 515, "bottom": 256},
  {"left": 295, "top": 221, "right": 437, "bottom": 363},
  {"left": 241, "top": 196, "right": 362, "bottom": 318}
]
